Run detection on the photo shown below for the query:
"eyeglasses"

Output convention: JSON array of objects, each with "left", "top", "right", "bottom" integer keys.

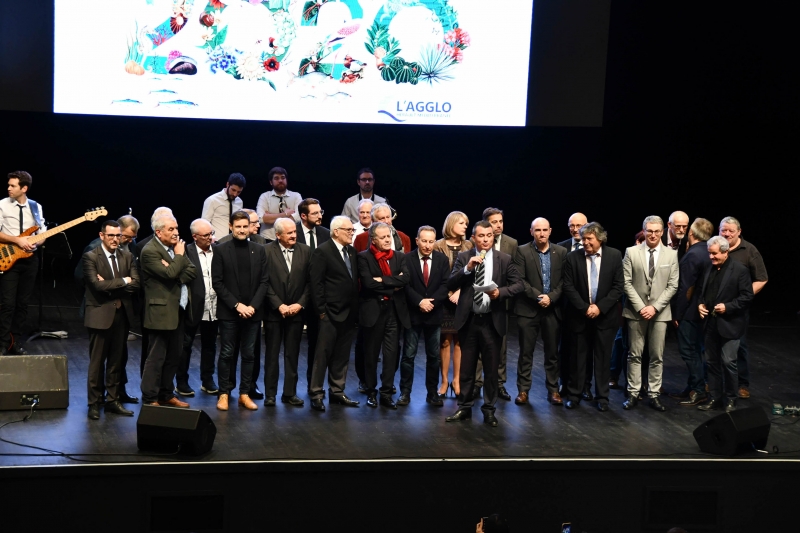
[
  {"left": 309, "top": 210, "right": 324, "bottom": 216},
  {"left": 103, "top": 233, "right": 122, "bottom": 239},
  {"left": 337, "top": 228, "right": 355, "bottom": 234},
  {"left": 358, "top": 178, "right": 374, "bottom": 182},
  {"left": 195, "top": 231, "right": 215, "bottom": 238},
  {"left": 568, "top": 224, "right": 584, "bottom": 229},
  {"left": 644, "top": 230, "right": 663, "bottom": 235},
  {"left": 672, "top": 225, "right": 688, "bottom": 229}
]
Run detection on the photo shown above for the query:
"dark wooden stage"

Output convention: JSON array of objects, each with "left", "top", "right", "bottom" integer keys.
[{"left": 1, "top": 303, "right": 799, "bottom": 532}]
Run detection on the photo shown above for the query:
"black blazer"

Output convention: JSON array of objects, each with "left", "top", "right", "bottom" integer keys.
[
  {"left": 263, "top": 241, "right": 312, "bottom": 321},
  {"left": 216, "top": 233, "right": 267, "bottom": 245},
  {"left": 309, "top": 239, "right": 359, "bottom": 323},
  {"left": 82, "top": 246, "right": 140, "bottom": 329},
  {"left": 562, "top": 246, "right": 624, "bottom": 331},
  {"left": 211, "top": 240, "right": 270, "bottom": 322},
  {"left": 296, "top": 221, "right": 330, "bottom": 247},
  {"left": 446, "top": 248, "right": 524, "bottom": 335},
  {"left": 671, "top": 241, "right": 711, "bottom": 322},
  {"left": 357, "top": 250, "right": 411, "bottom": 329},
  {"left": 184, "top": 242, "right": 215, "bottom": 329},
  {"left": 696, "top": 259, "right": 753, "bottom": 339},
  {"left": 404, "top": 249, "right": 450, "bottom": 326},
  {"left": 662, "top": 233, "right": 687, "bottom": 261},
  {"left": 557, "top": 238, "right": 581, "bottom": 252},
  {"left": 514, "top": 242, "right": 568, "bottom": 320}
]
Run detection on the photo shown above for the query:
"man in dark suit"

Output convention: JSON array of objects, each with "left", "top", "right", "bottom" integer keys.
[
  {"left": 556, "top": 212, "right": 589, "bottom": 397},
  {"left": 212, "top": 210, "right": 270, "bottom": 411},
  {"left": 357, "top": 222, "right": 411, "bottom": 409},
  {"left": 663, "top": 210, "right": 690, "bottom": 261},
  {"left": 179, "top": 218, "right": 219, "bottom": 396},
  {"left": 398, "top": 226, "right": 450, "bottom": 406},
  {"left": 217, "top": 208, "right": 266, "bottom": 400},
  {"left": 562, "top": 222, "right": 624, "bottom": 411},
  {"left": 308, "top": 216, "right": 360, "bottom": 411},
  {"left": 295, "top": 198, "right": 330, "bottom": 389},
  {"left": 473, "top": 207, "right": 519, "bottom": 401},
  {"left": 445, "top": 220, "right": 524, "bottom": 426},
  {"left": 140, "top": 213, "right": 197, "bottom": 408},
  {"left": 82, "top": 220, "right": 139, "bottom": 420},
  {"left": 697, "top": 236, "right": 753, "bottom": 413},
  {"left": 669, "top": 217, "right": 713, "bottom": 406},
  {"left": 513, "top": 217, "right": 568, "bottom": 406},
  {"left": 263, "top": 218, "right": 311, "bottom": 407}
]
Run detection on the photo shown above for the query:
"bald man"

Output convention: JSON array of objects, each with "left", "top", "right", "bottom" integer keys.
[
  {"left": 513, "top": 218, "right": 568, "bottom": 405},
  {"left": 663, "top": 211, "right": 689, "bottom": 261},
  {"left": 557, "top": 212, "right": 588, "bottom": 253}
]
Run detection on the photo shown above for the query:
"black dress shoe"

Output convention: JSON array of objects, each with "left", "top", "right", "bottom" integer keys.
[
  {"left": 119, "top": 391, "right": 140, "bottom": 404},
  {"left": 264, "top": 396, "right": 277, "bottom": 406},
  {"left": 104, "top": 401, "right": 134, "bottom": 416},
  {"left": 248, "top": 388, "right": 265, "bottom": 400},
  {"left": 280, "top": 395, "right": 304, "bottom": 406},
  {"left": 498, "top": 386, "right": 511, "bottom": 401},
  {"left": 426, "top": 395, "right": 444, "bottom": 406},
  {"left": 357, "top": 382, "right": 367, "bottom": 394},
  {"left": 310, "top": 399, "right": 326, "bottom": 412},
  {"left": 679, "top": 391, "right": 707, "bottom": 406},
  {"left": 380, "top": 396, "right": 397, "bottom": 409},
  {"left": 581, "top": 389, "right": 594, "bottom": 402},
  {"left": 596, "top": 402, "right": 609, "bottom": 412},
  {"left": 725, "top": 399, "right": 736, "bottom": 413},
  {"left": 698, "top": 399, "right": 723, "bottom": 411},
  {"left": 330, "top": 394, "right": 360, "bottom": 407},
  {"left": 623, "top": 397, "right": 638, "bottom": 410},
  {"left": 668, "top": 387, "right": 692, "bottom": 400},
  {"left": 483, "top": 412, "right": 499, "bottom": 427},
  {"left": 88, "top": 405, "right": 100, "bottom": 420},
  {"left": 397, "top": 393, "right": 410, "bottom": 406},
  {"left": 366, "top": 393, "right": 378, "bottom": 408},
  {"left": 565, "top": 400, "right": 578, "bottom": 409},
  {"left": 446, "top": 409, "right": 472, "bottom": 422},
  {"left": 649, "top": 397, "right": 667, "bottom": 412},
  {"left": 472, "top": 386, "right": 482, "bottom": 399}
]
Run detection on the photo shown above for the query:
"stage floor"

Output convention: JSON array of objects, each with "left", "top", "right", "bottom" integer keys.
[{"left": 1, "top": 306, "right": 799, "bottom": 467}]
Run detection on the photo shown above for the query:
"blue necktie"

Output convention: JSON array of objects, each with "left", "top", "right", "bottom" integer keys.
[
  {"left": 342, "top": 247, "right": 352, "bottom": 278},
  {"left": 168, "top": 247, "right": 189, "bottom": 309},
  {"left": 589, "top": 254, "right": 598, "bottom": 304}
]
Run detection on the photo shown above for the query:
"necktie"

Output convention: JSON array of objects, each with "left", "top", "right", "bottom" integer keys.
[
  {"left": 422, "top": 256, "right": 430, "bottom": 286},
  {"left": 284, "top": 248, "right": 293, "bottom": 270},
  {"left": 18, "top": 205, "right": 24, "bottom": 236},
  {"left": 473, "top": 255, "right": 485, "bottom": 306},
  {"left": 308, "top": 229, "right": 316, "bottom": 250},
  {"left": 277, "top": 196, "right": 286, "bottom": 213},
  {"left": 342, "top": 247, "right": 352, "bottom": 278},
  {"left": 573, "top": 240, "right": 581, "bottom": 251},
  {"left": 589, "top": 254, "right": 598, "bottom": 304},
  {"left": 648, "top": 248, "right": 656, "bottom": 279},
  {"left": 168, "top": 247, "right": 189, "bottom": 309},
  {"left": 109, "top": 253, "right": 122, "bottom": 308},
  {"left": 228, "top": 198, "right": 233, "bottom": 226}
]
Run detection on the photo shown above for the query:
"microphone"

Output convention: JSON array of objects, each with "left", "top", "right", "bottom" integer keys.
[{"left": 479, "top": 250, "right": 487, "bottom": 259}]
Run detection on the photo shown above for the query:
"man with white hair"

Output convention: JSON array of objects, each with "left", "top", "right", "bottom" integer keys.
[
  {"left": 308, "top": 215, "right": 360, "bottom": 411},
  {"left": 718, "top": 216, "right": 767, "bottom": 400},
  {"left": 697, "top": 236, "right": 753, "bottom": 412},
  {"left": 140, "top": 213, "right": 197, "bottom": 408},
  {"left": 663, "top": 210, "right": 690, "bottom": 260},
  {"left": 621, "top": 216, "right": 679, "bottom": 412},
  {"left": 352, "top": 202, "right": 411, "bottom": 252},
  {"left": 354, "top": 198, "right": 373, "bottom": 236}
]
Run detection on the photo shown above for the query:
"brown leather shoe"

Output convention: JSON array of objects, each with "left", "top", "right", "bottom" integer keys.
[
  {"left": 548, "top": 391, "right": 564, "bottom": 406},
  {"left": 158, "top": 397, "right": 189, "bottom": 408},
  {"left": 217, "top": 393, "right": 229, "bottom": 411},
  {"left": 737, "top": 387, "right": 750, "bottom": 399},
  {"left": 238, "top": 394, "right": 258, "bottom": 410},
  {"left": 514, "top": 391, "right": 529, "bottom": 405}
]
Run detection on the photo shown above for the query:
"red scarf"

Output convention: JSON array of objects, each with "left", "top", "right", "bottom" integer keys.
[{"left": 370, "top": 244, "right": 394, "bottom": 276}]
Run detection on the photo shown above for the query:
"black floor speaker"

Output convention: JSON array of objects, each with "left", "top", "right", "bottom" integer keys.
[
  {"left": 0, "top": 355, "right": 69, "bottom": 410},
  {"left": 693, "top": 406, "right": 770, "bottom": 455},
  {"left": 137, "top": 404, "right": 216, "bottom": 456}
]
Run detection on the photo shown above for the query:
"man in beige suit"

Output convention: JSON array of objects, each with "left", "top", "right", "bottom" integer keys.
[{"left": 622, "top": 215, "right": 679, "bottom": 412}]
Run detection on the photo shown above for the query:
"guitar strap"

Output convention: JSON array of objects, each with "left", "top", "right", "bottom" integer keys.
[{"left": 27, "top": 199, "right": 43, "bottom": 230}]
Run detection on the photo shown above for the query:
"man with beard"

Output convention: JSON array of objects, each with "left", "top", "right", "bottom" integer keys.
[
  {"left": 202, "top": 173, "right": 246, "bottom": 238},
  {"left": 256, "top": 166, "right": 303, "bottom": 242},
  {"left": 341, "top": 168, "right": 386, "bottom": 224},
  {"left": 663, "top": 211, "right": 690, "bottom": 261}
]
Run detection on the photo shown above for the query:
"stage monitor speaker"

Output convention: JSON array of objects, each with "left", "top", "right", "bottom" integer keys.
[
  {"left": 693, "top": 406, "right": 770, "bottom": 456},
  {"left": 0, "top": 355, "right": 69, "bottom": 410},
  {"left": 137, "top": 404, "right": 216, "bottom": 456}
]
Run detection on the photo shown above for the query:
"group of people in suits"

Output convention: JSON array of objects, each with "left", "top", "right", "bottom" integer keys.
[{"left": 70, "top": 164, "right": 766, "bottom": 425}]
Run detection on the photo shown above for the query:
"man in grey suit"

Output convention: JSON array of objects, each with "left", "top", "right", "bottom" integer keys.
[
  {"left": 474, "top": 207, "right": 519, "bottom": 401},
  {"left": 263, "top": 218, "right": 311, "bottom": 406},
  {"left": 513, "top": 218, "right": 568, "bottom": 406},
  {"left": 622, "top": 216, "right": 679, "bottom": 412},
  {"left": 140, "top": 214, "right": 197, "bottom": 408},
  {"left": 82, "top": 220, "right": 140, "bottom": 420}
]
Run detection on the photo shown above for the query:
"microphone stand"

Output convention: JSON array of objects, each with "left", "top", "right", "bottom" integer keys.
[{"left": 27, "top": 230, "right": 72, "bottom": 342}]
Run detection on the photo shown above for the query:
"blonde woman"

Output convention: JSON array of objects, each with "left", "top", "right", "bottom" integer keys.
[{"left": 433, "top": 211, "right": 473, "bottom": 398}]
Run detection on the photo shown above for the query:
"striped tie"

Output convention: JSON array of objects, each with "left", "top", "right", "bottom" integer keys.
[{"left": 473, "top": 252, "right": 486, "bottom": 306}]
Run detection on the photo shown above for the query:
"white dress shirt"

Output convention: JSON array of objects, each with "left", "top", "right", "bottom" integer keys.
[
  {"left": 196, "top": 246, "right": 217, "bottom": 321},
  {"left": 645, "top": 242, "right": 661, "bottom": 276},
  {"left": 101, "top": 245, "right": 128, "bottom": 284},
  {"left": 585, "top": 246, "right": 603, "bottom": 303},
  {"left": 0, "top": 197, "right": 46, "bottom": 236},
  {"left": 256, "top": 189, "right": 303, "bottom": 240},
  {"left": 279, "top": 243, "right": 294, "bottom": 272},
  {"left": 201, "top": 189, "right": 242, "bottom": 238},
  {"left": 302, "top": 225, "right": 318, "bottom": 247},
  {"left": 354, "top": 222, "right": 369, "bottom": 236}
]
